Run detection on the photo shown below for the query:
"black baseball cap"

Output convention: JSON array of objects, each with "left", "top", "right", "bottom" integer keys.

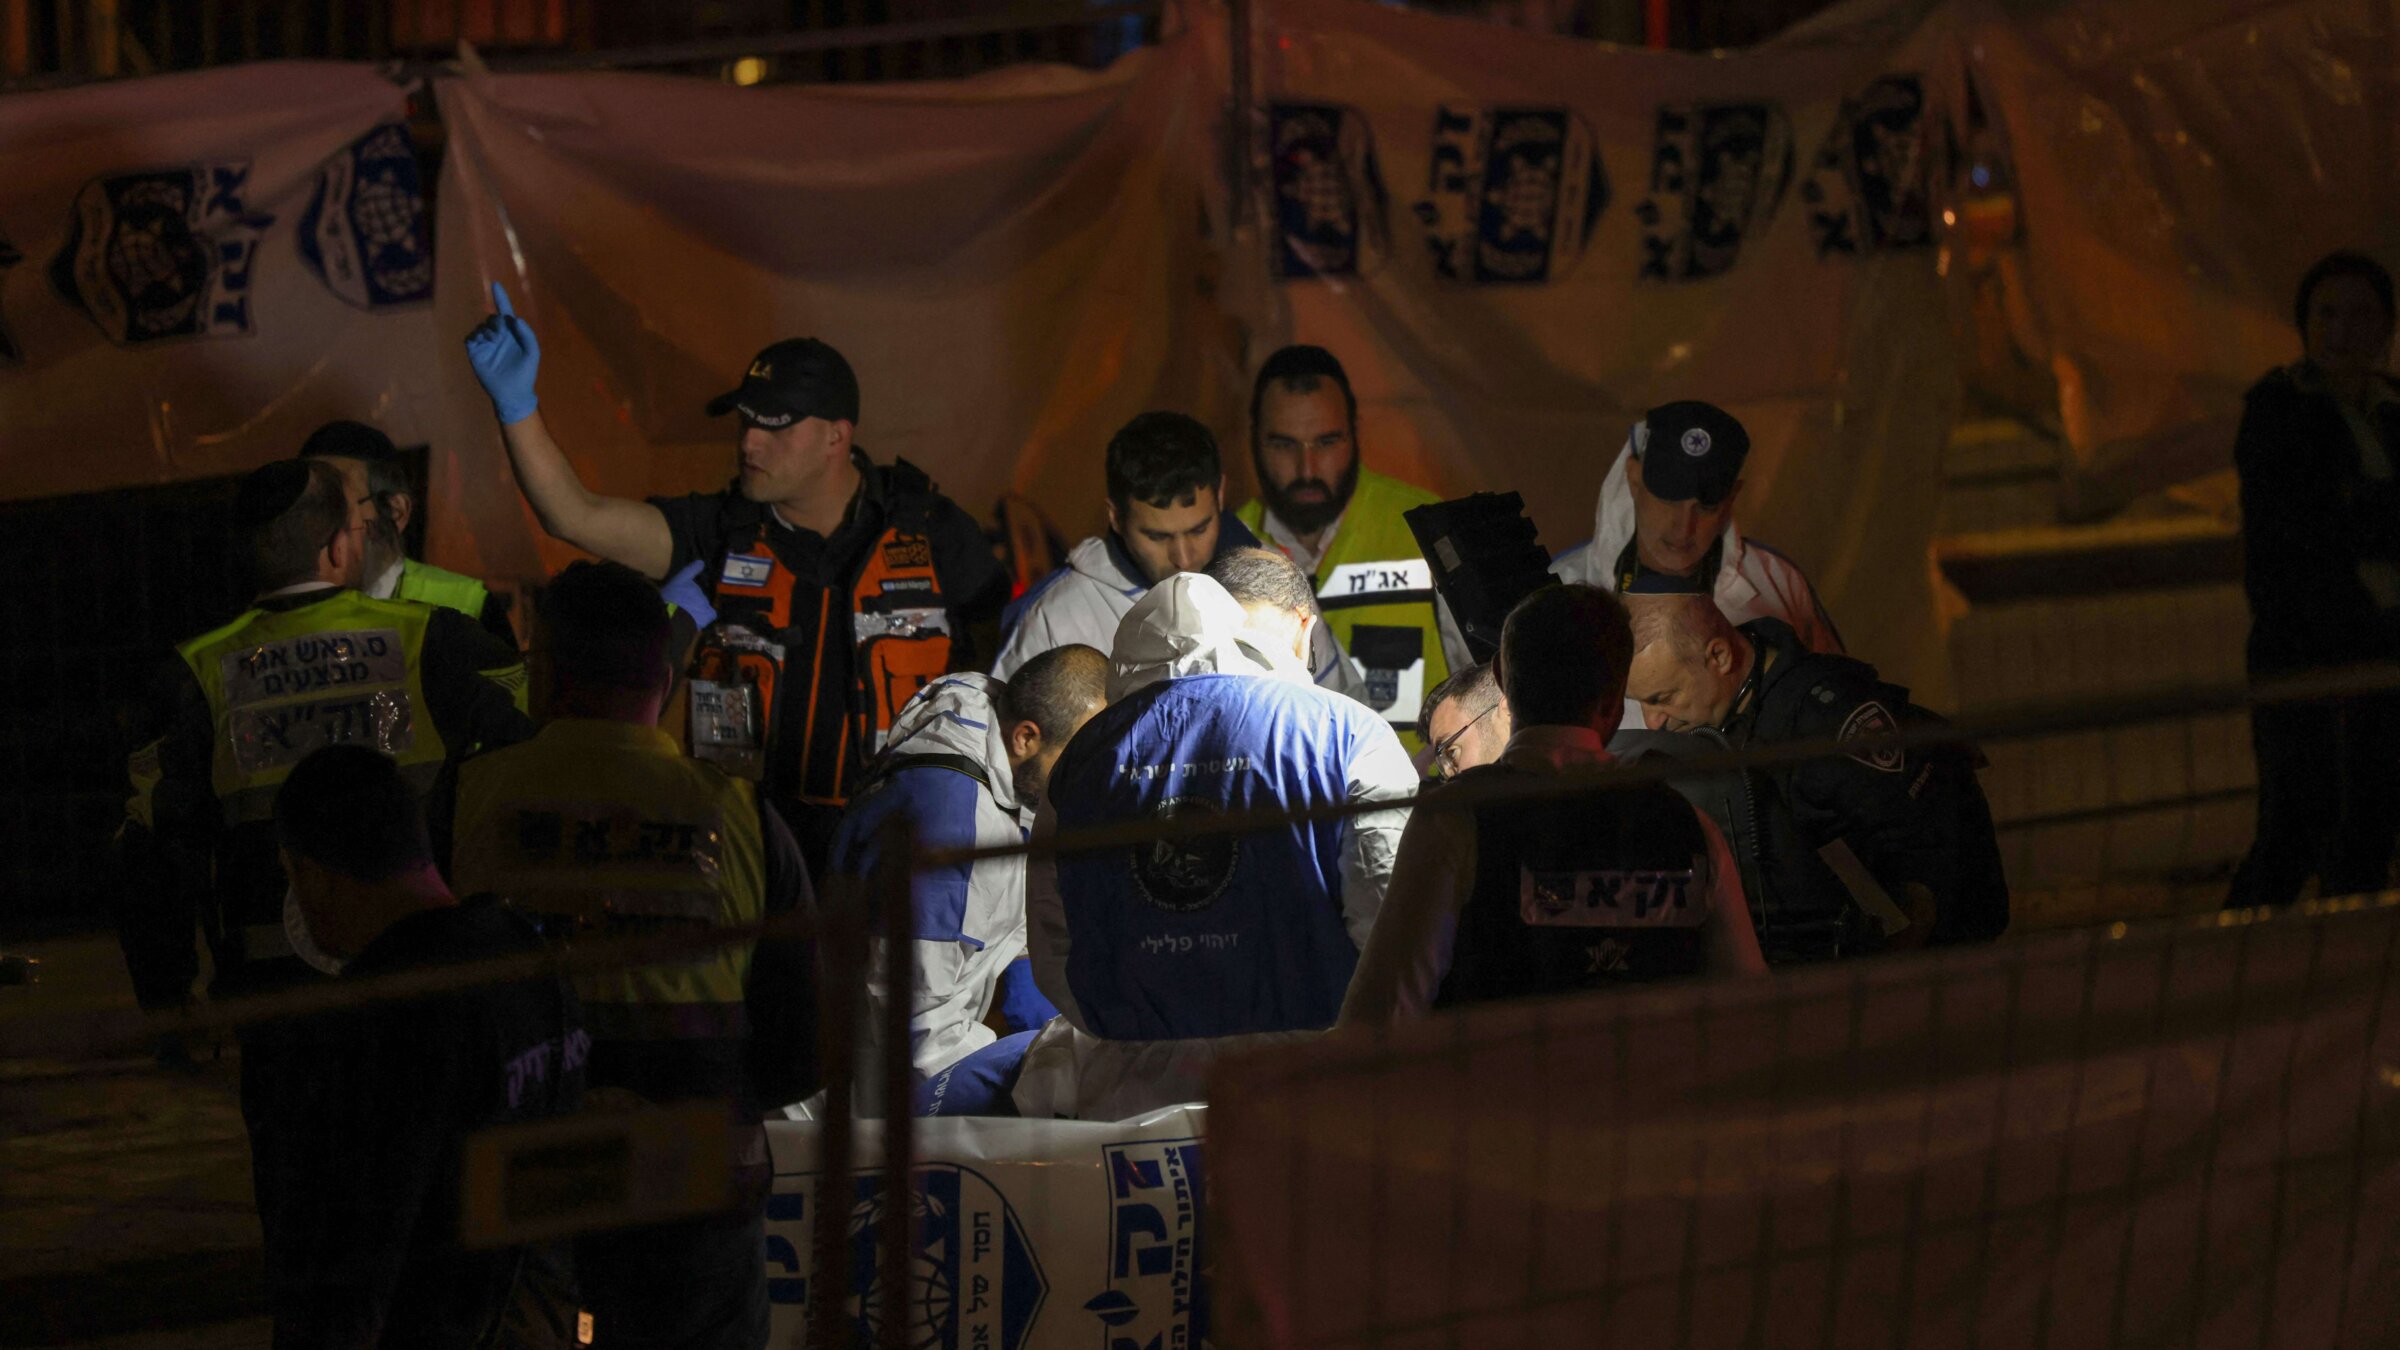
[
  {"left": 704, "top": 337, "right": 860, "bottom": 428},
  {"left": 298, "top": 419, "right": 399, "bottom": 465},
  {"left": 1633, "top": 400, "right": 1749, "bottom": 506}
]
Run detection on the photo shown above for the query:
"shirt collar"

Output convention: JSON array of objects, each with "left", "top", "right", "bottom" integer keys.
[
  {"left": 259, "top": 580, "right": 341, "bottom": 600},
  {"left": 1496, "top": 723, "right": 1616, "bottom": 771},
  {"left": 366, "top": 558, "right": 405, "bottom": 601}
]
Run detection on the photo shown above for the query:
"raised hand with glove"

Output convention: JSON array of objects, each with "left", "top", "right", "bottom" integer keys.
[
  {"left": 465, "top": 282, "right": 542, "bottom": 426},
  {"left": 462, "top": 280, "right": 676, "bottom": 579}
]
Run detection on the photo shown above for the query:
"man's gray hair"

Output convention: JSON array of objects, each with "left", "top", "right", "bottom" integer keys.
[{"left": 1206, "top": 546, "right": 1319, "bottom": 620}]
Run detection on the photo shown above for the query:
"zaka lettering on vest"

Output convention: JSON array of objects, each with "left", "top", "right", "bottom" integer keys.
[
  {"left": 223, "top": 629, "right": 407, "bottom": 707},
  {"left": 230, "top": 690, "right": 416, "bottom": 775},
  {"left": 1519, "top": 866, "right": 1703, "bottom": 928}
]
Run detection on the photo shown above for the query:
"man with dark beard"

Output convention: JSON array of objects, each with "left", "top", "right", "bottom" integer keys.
[{"left": 1237, "top": 345, "right": 1465, "bottom": 750}]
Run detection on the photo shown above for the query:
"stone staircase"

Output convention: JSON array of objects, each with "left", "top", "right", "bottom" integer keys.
[{"left": 1932, "top": 417, "right": 2250, "bottom": 931}]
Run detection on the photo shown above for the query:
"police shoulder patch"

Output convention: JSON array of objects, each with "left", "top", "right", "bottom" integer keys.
[{"left": 1837, "top": 700, "right": 1903, "bottom": 772}]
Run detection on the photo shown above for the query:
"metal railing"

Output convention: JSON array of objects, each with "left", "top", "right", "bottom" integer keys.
[{"left": 0, "top": 0, "right": 1162, "bottom": 88}]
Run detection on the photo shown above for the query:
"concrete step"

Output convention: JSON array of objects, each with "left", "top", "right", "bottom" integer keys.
[
  {"left": 1951, "top": 584, "right": 2255, "bottom": 888},
  {"left": 1936, "top": 418, "right": 2065, "bottom": 536}
]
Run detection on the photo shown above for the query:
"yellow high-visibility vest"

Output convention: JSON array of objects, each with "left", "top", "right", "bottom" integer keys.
[
  {"left": 451, "top": 719, "right": 767, "bottom": 1043},
  {"left": 1241, "top": 465, "right": 1450, "bottom": 747},
  {"left": 174, "top": 590, "right": 446, "bottom": 825}
]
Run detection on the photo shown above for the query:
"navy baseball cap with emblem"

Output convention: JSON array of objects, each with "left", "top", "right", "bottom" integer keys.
[
  {"left": 1634, "top": 400, "right": 1749, "bottom": 507},
  {"left": 705, "top": 337, "right": 860, "bottom": 429}
]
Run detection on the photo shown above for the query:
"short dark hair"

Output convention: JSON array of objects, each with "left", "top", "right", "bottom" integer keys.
[
  {"left": 537, "top": 561, "right": 671, "bottom": 692},
  {"left": 1000, "top": 644, "right": 1108, "bottom": 744},
  {"left": 1248, "top": 345, "right": 1358, "bottom": 443},
  {"left": 1500, "top": 584, "right": 1633, "bottom": 728},
  {"left": 1424, "top": 661, "right": 1499, "bottom": 727},
  {"left": 1207, "top": 546, "right": 1318, "bottom": 620},
  {"left": 242, "top": 458, "right": 351, "bottom": 592},
  {"left": 299, "top": 420, "right": 410, "bottom": 499},
  {"left": 2296, "top": 251, "right": 2396, "bottom": 333},
  {"left": 274, "top": 745, "right": 434, "bottom": 883},
  {"left": 1106, "top": 412, "right": 1222, "bottom": 513}
]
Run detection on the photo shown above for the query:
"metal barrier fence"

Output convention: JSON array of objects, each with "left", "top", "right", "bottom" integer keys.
[
  {"left": 1209, "top": 890, "right": 2400, "bottom": 1347},
  {"left": 1, "top": 660, "right": 2390, "bottom": 1345}
]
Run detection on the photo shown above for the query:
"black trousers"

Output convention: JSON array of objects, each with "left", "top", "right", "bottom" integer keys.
[{"left": 2228, "top": 692, "right": 2400, "bottom": 907}]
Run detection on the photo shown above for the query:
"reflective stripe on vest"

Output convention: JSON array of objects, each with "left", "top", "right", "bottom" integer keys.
[
  {"left": 175, "top": 592, "right": 445, "bottom": 824},
  {"left": 394, "top": 559, "right": 492, "bottom": 622},
  {"left": 1240, "top": 467, "right": 1450, "bottom": 742},
  {"left": 451, "top": 721, "right": 768, "bottom": 1023}
]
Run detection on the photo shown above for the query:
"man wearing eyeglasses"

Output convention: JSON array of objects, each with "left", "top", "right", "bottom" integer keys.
[
  {"left": 299, "top": 420, "right": 519, "bottom": 645},
  {"left": 1423, "top": 662, "right": 1511, "bottom": 779}
]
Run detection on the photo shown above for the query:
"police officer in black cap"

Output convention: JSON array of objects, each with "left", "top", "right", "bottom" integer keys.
[
  {"left": 1551, "top": 400, "right": 1843, "bottom": 671},
  {"left": 465, "top": 286, "right": 1006, "bottom": 870},
  {"left": 1615, "top": 577, "right": 2008, "bottom": 962}
]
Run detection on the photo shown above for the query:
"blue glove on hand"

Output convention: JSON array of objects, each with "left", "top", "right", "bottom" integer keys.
[
  {"left": 660, "top": 559, "right": 718, "bottom": 630},
  {"left": 464, "top": 282, "right": 541, "bottom": 425}
]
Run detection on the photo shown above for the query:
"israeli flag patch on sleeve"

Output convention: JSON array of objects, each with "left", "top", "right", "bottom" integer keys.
[{"left": 720, "top": 553, "right": 774, "bottom": 589}]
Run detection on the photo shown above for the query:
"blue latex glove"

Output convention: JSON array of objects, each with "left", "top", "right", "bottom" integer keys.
[
  {"left": 464, "top": 281, "right": 541, "bottom": 424},
  {"left": 660, "top": 558, "right": 717, "bottom": 629}
]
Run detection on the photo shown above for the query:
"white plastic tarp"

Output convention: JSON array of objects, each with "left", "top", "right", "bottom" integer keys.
[
  {"left": 427, "top": 46, "right": 1231, "bottom": 585},
  {"left": 0, "top": 64, "right": 439, "bottom": 502}
]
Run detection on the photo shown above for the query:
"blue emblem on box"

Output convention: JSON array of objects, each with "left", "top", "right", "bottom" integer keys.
[
  {"left": 1085, "top": 1135, "right": 1207, "bottom": 1349},
  {"left": 764, "top": 1163, "right": 1048, "bottom": 1349},
  {"left": 49, "top": 162, "right": 274, "bottom": 345},
  {"left": 300, "top": 122, "right": 434, "bottom": 309}
]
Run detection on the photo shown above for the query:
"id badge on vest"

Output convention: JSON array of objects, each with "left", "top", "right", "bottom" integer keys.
[{"left": 688, "top": 545, "right": 799, "bottom": 781}]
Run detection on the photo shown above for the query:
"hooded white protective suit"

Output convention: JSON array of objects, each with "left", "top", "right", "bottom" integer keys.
[
  {"left": 1010, "top": 574, "right": 1417, "bottom": 1120},
  {"left": 829, "top": 673, "right": 1050, "bottom": 1080}
]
